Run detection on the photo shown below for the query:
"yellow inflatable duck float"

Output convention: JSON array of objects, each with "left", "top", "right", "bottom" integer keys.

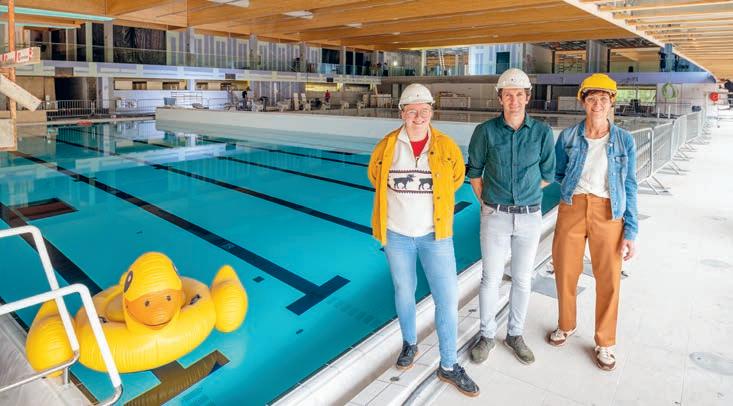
[{"left": 26, "top": 252, "right": 248, "bottom": 373}]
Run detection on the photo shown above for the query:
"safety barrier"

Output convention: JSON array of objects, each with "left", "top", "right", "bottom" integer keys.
[
  {"left": 0, "top": 226, "right": 122, "bottom": 405},
  {"left": 634, "top": 111, "right": 709, "bottom": 194}
]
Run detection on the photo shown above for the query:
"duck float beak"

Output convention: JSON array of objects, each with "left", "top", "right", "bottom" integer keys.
[{"left": 125, "top": 288, "right": 185, "bottom": 328}]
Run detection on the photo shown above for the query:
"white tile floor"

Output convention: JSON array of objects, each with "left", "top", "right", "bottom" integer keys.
[{"left": 430, "top": 114, "right": 733, "bottom": 406}]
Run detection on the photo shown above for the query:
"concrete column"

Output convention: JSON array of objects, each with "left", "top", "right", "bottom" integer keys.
[
  {"left": 299, "top": 42, "right": 307, "bottom": 72},
  {"left": 84, "top": 22, "right": 93, "bottom": 62},
  {"left": 420, "top": 50, "right": 426, "bottom": 76},
  {"left": 66, "top": 28, "right": 77, "bottom": 61},
  {"left": 248, "top": 34, "right": 258, "bottom": 69},
  {"left": 41, "top": 30, "right": 52, "bottom": 60},
  {"left": 185, "top": 27, "right": 195, "bottom": 66},
  {"left": 341, "top": 46, "right": 346, "bottom": 75},
  {"left": 664, "top": 43, "right": 674, "bottom": 72},
  {"left": 352, "top": 48, "right": 356, "bottom": 75},
  {"left": 186, "top": 79, "right": 196, "bottom": 91},
  {"left": 586, "top": 40, "right": 608, "bottom": 73},
  {"left": 103, "top": 22, "right": 113, "bottom": 62}
]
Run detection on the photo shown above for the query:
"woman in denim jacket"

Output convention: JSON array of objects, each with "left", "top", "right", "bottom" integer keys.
[{"left": 547, "top": 74, "right": 638, "bottom": 371}]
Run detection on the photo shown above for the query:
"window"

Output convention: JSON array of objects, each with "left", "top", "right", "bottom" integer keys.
[
  {"left": 496, "top": 51, "right": 510, "bottom": 75},
  {"left": 162, "top": 82, "right": 180, "bottom": 90},
  {"left": 132, "top": 81, "right": 147, "bottom": 90}
]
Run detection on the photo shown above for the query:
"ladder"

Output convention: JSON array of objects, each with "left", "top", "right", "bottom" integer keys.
[{"left": 0, "top": 226, "right": 122, "bottom": 405}]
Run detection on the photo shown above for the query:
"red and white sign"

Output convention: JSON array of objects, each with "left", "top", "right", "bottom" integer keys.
[{"left": 0, "top": 47, "right": 41, "bottom": 68}]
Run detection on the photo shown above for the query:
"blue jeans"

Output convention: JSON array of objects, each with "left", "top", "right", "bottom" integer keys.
[
  {"left": 478, "top": 204, "right": 542, "bottom": 338},
  {"left": 384, "top": 230, "right": 458, "bottom": 369}
]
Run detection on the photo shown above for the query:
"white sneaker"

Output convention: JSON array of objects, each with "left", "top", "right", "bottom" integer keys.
[
  {"left": 547, "top": 327, "right": 575, "bottom": 347},
  {"left": 594, "top": 346, "right": 616, "bottom": 371}
]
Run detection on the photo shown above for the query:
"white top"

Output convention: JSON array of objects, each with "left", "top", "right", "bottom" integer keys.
[
  {"left": 574, "top": 133, "right": 610, "bottom": 198},
  {"left": 387, "top": 127, "right": 434, "bottom": 237}
]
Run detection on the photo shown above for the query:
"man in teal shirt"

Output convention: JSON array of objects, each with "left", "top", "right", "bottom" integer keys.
[{"left": 467, "top": 68, "right": 555, "bottom": 365}]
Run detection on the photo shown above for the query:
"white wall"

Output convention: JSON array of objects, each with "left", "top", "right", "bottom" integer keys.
[
  {"left": 156, "top": 108, "right": 480, "bottom": 147},
  {"left": 468, "top": 44, "right": 522, "bottom": 75},
  {"left": 655, "top": 82, "right": 719, "bottom": 115},
  {"left": 524, "top": 44, "right": 553, "bottom": 74}
]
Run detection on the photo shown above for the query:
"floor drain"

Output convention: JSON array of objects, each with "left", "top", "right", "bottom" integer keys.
[{"left": 690, "top": 352, "right": 733, "bottom": 376}]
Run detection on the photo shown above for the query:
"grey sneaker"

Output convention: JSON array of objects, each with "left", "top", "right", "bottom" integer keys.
[
  {"left": 437, "top": 363, "right": 480, "bottom": 397},
  {"left": 504, "top": 335, "right": 535, "bottom": 364},
  {"left": 470, "top": 336, "right": 495, "bottom": 363},
  {"left": 396, "top": 341, "right": 418, "bottom": 370}
]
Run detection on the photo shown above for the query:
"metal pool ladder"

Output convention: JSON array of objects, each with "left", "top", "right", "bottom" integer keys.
[{"left": 0, "top": 225, "right": 122, "bottom": 405}]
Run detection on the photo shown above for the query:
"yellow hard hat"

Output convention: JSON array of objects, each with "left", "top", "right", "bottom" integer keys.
[
  {"left": 120, "top": 252, "right": 182, "bottom": 301},
  {"left": 577, "top": 73, "right": 617, "bottom": 100}
]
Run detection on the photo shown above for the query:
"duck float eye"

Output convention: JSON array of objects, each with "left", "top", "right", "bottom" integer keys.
[
  {"left": 166, "top": 295, "right": 172, "bottom": 301},
  {"left": 144, "top": 300, "right": 150, "bottom": 307}
]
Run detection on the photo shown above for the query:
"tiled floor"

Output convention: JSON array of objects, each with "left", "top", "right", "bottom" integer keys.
[{"left": 430, "top": 115, "right": 733, "bottom": 406}]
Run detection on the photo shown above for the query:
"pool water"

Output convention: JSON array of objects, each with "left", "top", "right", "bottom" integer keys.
[{"left": 0, "top": 121, "right": 559, "bottom": 404}]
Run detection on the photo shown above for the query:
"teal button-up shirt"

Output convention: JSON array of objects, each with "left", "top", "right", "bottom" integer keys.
[{"left": 467, "top": 114, "right": 555, "bottom": 206}]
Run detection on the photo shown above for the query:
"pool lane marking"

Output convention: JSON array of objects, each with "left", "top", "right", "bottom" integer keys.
[
  {"left": 0, "top": 201, "right": 102, "bottom": 294},
  {"left": 9, "top": 150, "right": 348, "bottom": 315},
  {"left": 200, "top": 136, "right": 370, "bottom": 167},
  {"left": 51, "top": 135, "right": 373, "bottom": 235}
]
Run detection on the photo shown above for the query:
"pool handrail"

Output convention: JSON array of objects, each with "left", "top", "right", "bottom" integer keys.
[{"left": 0, "top": 225, "right": 123, "bottom": 405}]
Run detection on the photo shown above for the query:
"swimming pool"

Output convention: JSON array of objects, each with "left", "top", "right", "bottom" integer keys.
[{"left": 0, "top": 120, "right": 560, "bottom": 404}]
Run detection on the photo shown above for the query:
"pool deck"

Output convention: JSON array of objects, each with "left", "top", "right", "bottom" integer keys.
[{"left": 401, "top": 111, "right": 733, "bottom": 406}]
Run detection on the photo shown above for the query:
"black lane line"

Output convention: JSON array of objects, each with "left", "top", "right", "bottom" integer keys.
[
  {"left": 454, "top": 201, "right": 471, "bottom": 214},
  {"left": 115, "top": 132, "right": 375, "bottom": 192},
  {"left": 201, "top": 136, "right": 370, "bottom": 167},
  {"left": 9, "top": 151, "right": 347, "bottom": 315},
  {"left": 221, "top": 156, "right": 375, "bottom": 192},
  {"left": 0, "top": 202, "right": 102, "bottom": 294},
  {"left": 52, "top": 135, "right": 373, "bottom": 235}
]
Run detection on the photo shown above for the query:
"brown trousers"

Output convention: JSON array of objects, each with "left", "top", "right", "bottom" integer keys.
[{"left": 552, "top": 194, "right": 623, "bottom": 347}]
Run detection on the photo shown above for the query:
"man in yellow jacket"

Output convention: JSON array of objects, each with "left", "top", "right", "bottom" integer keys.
[{"left": 368, "top": 84, "right": 478, "bottom": 397}]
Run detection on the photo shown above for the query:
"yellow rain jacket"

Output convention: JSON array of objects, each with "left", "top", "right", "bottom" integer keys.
[{"left": 368, "top": 126, "right": 466, "bottom": 245}]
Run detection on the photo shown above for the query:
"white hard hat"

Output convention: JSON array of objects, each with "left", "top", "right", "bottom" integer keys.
[
  {"left": 496, "top": 68, "right": 532, "bottom": 91},
  {"left": 398, "top": 83, "right": 434, "bottom": 109}
]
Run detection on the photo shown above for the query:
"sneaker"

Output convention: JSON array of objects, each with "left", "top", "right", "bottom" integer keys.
[
  {"left": 396, "top": 341, "right": 418, "bottom": 370},
  {"left": 594, "top": 346, "right": 616, "bottom": 371},
  {"left": 547, "top": 327, "right": 576, "bottom": 347},
  {"left": 437, "top": 363, "right": 480, "bottom": 397},
  {"left": 504, "top": 335, "right": 535, "bottom": 364},
  {"left": 469, "top": 336, "right": 495, "bottom": 363}
]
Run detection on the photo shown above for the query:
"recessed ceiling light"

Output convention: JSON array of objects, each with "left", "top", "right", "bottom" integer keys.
[
  {"left": 208, "top": 0, "right": 250, "bottom": 6},
  {"left": 345, "top": 23, "right": 362, "bottom": 28},
  {"left": 283, "top": 10, "right": 314, "bottom": 19}
]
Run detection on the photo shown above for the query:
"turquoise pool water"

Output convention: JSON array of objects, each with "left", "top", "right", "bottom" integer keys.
[{"left": 0, "top": 121, "right": 560, "bottom": 404}]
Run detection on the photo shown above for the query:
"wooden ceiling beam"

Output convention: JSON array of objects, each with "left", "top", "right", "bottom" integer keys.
[
  {"left": 631, "top": 16, "right": 733, "bottom": 26},
  {"left": 645, "top": 24, "right": 733, "bottom": 33},
  {"left": 617, "top": 5, "right": 733, "bottom": 21},
  {"left": 187, "top": 0, "right": 365, "bottom": 27},
  {"left": 107, "top": 0, "right": 163, "bottom": 16},
  {"left": 601, "top": 0, "right": 733, "bottom": 13},
  {"left": 375, "top": 28, "right": 633, "bottom": 51},
  {"left": 0, "top": 14, "right": 81, "bottom": 28},
  {"left": 297, "top": 6, "right": 590, "bottom": 41},
  {"left": 244, "top": 0, "right": 555, "bottom": 35},
  {"left": 339, "top": 18, "right": 612, "bottom": 46}
]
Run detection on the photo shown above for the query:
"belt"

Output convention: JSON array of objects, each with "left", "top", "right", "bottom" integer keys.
[{"left": 485, "top": 203, "right": 541, "bottom": 214}]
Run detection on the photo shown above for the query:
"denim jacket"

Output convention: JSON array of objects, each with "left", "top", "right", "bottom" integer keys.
[{"left": 555, "top": 120, "right": 638, "bottom": 240}]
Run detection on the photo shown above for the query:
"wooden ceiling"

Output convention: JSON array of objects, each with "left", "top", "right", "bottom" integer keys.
[
  {"left": 4, "top": 0, "right": 731, "bottom": 77},
  {"left": 573, "top": 0, "right": 733, "bottom": 79}
]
